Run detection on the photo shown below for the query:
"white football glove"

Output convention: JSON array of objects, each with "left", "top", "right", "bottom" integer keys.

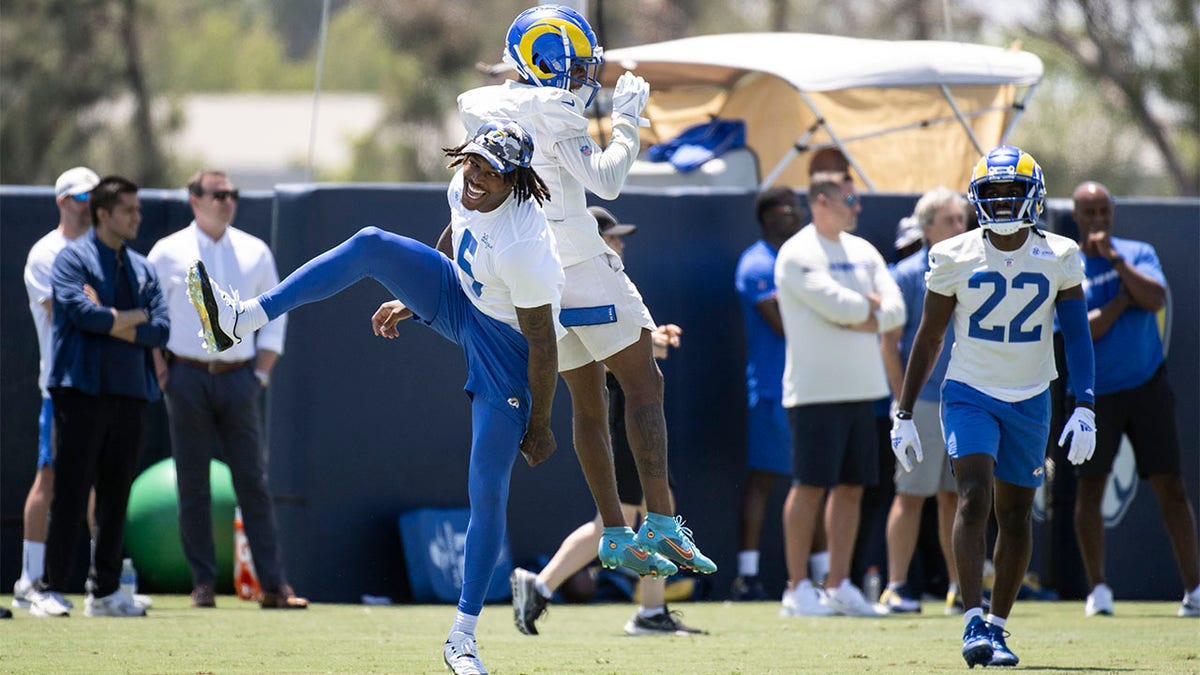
[
  {"left": 889, "top": 417, "right": 923, "bottom": 473},
  {"left": 1058, "top": 407, "right": 1097, "bottom": 465},
  {"left": 612, "top": 71, "right": 650, "bottom": 127}
]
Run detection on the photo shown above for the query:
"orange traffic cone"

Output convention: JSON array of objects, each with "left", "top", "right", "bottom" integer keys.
[{"left": 234, "top": 506, "right": 262, "bottom": 601}]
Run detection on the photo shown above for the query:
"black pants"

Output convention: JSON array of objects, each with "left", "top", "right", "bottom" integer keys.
[{"left": 43, "top": 389, "right": 145, "bottom": 597}]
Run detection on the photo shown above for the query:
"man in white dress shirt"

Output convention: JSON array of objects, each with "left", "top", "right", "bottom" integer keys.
[{"left": 148, "top": 170, "right": 306, "bottom": 609}]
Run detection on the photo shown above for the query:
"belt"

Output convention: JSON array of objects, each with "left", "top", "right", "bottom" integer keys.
[{"left": 172, "top": 356, "right": 253, "bottom": 374}]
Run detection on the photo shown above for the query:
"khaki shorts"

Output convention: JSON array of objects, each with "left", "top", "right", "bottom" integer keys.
[
  {"left": 894, "top": 398, "right": 955, "bottom": 496},
  {"left": 556, "top": 252, "right": 655, "bottom": 372}
]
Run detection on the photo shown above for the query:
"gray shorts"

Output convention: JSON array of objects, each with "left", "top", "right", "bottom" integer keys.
[{"left": 893, "top": 398, "right": 955, "bottom": 496}]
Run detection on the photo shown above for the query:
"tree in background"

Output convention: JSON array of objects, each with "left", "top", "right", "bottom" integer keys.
[
  {"left": 1, "top": 0, "right": 173, "bottom": 187},
  {"left": 1019, "top": 0, "right": 1198, "bottom": 196}
]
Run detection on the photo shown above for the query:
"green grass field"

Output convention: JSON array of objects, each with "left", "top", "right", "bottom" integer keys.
[{"left": 2, "top": 595, "right": 1197, "bottom": 674}]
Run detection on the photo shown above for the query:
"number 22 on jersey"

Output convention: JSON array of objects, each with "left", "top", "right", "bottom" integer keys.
[{"left": 967, "top": 271, "right": 1050, "bottom": 343}]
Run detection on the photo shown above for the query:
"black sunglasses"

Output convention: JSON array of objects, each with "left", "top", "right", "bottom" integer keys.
[{"left": 198, "top": 189, "right": 239, "bottom": 201}]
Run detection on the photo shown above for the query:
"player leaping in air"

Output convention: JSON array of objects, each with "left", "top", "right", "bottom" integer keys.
[
  {"left": 890, "top": 145, "right": 1097, "bottom": 669},
  {"left": 456, "top": 4, "right": 716, "bottom": 604}
]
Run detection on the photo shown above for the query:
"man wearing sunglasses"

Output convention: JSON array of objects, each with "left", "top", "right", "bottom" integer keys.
[
  {"left": 775, "top": 170, "right": 905, "bottom": 617},
  {"left": 147, "top": 170, "right": 306, "bottom": 609},
  {"left": 15, "top": 167, "right": 100, "bottom": 612}
]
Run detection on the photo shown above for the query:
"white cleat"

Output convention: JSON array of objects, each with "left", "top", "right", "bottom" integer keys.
[
  {"left": 443, "top": 631, "right": 488, "bottom": 675},
  {"left": 1085, "top": 583, "right": 1114, "bottom": 617},
  {"left": 186, "top": 260, "right": 244, "bottom": 353}
]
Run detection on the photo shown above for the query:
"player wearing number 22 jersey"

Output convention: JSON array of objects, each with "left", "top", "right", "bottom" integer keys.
[{"left": 890, "top": 145, "right": 1096, "bottom": 669}]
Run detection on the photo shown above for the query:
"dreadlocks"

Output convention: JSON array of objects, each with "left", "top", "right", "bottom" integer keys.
[{"left": 444, "top": 142, "right": 552, "bottom": 207}]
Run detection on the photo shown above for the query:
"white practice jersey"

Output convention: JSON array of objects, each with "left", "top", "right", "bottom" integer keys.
[
  {"left": 447, "top": 170, "right": 566, "bottom": 340},
  {"left": 928, "top": 228, "right": 1084, "bottom": 398},
  {"left": 24, "top": 229, "right": 70, "bottom": 395},
  {"left": 458, "top": 81, "right": 640, "bottom": 267}
]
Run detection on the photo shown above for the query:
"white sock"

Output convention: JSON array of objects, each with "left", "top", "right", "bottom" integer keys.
[
  {"left": 737, "top": 550, "right": 759, "bottom": 577},
  {"left": 22, "top": 540, "right": 46, "bottom": 582},
  {"left": 1189, "top": 584, "right": 1200, "bottom": 597},
  {"left": 963, "top": 607, "right": 984, "bottom": 626},
  {"left": 639, "top": 605, "right": 665, "bottom": 618},
  {"left": 239, "top": 297, "right": 270, "bottom": 334},
  {"left": 534, "top": 578, "right": 552, "bottom": 599},
  {"left": 809, "top": 551, "right": 830, "bottom": 583},
  {"left": 886, "top": 581, "right": 903, "bottom": 591},
  {"left": 450, "top": 611, "right": 478, "bottom": 637},
  {"left": 987, "top": 613, "right": 1006, "bottom": 628}
]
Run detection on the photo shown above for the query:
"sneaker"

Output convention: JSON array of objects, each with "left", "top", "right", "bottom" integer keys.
[
  {"left": 880, "top": 584, "right": 922, "bottom": 613},
  {"left": 945, "top": 584, "right": 963, "bottom": 615},
  {"left": 12, "top": 578, "right": 32, "bottom": 609},
  {"left": 1179, "top": 587, "right": 1200, "bottom": 618},
  {"left": 987, "top": 623, "right": 1019, "bottom": 666},
  {"left": 28, "top": 589, "right": 71, "bottom": 617},
  {"left": 599, "top": 527, "right": 678, "bottom": 578},
  {"left": 624, "top": 606, "right": 705, "bottom": 636},
  {"left": 443, "top": 631, "right": 488, "bottom": 675},
  {"left": 824, "top": 579, "right": 888, "bottom": 617},
  {"left": 14, "top": 578, "right": 72, "bottom": 610},
  {"left": 961, "top": 616, "right": 993, "bottom": 668},
  {"left": 509, "top": 567, "right": 548, "bottom": 636},
  {"left": 634, "top": 516, "right": 717, "bottom": 575},
  {"left": 0, "top": 607, "right": 10, "bottom": 619},
  {"left": 133, "top": 594, "right": 153, "bottom": 610},
  {"left": 187, "top": 260, "right": 243, "bottom": 353},
  {"left": 85, "top": 590, "right": 146, "bottom": 617},
  {"left": 1085, "top": 583, "right": 1114, "bottom": 617},
  {"left": 730, "top": 575, "right": 768, "bottom": 601},
  {"left": 780, "top": 579, "right": 835, "bottom": 617}
]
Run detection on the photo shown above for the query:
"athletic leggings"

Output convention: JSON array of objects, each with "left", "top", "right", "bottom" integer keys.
[{"left": 257, "top": 226, "right": 523, "bottom": 616}]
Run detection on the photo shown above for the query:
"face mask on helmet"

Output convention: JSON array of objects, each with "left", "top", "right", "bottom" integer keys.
[
  {"left": 504, "top": 5, "right": 604, "bottom": 107},
  {"left": 968, "top": 145, "right": 1045, "bottom": 236}
]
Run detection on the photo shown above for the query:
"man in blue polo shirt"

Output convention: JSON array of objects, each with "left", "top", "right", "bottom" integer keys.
[
  {"left": 1069, "top": 181, "right": 1200, "bottom": 619},
  {"left": 731, "top": 186, "right": 829, "bottom": 602},
  {"left": 29, "top": 175, "right": 170, "bottom": 618}
]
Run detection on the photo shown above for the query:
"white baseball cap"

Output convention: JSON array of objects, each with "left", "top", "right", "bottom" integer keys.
[
  {"left": 54, "top": 166, "right": 100, "bottom": 200},
  {"left": 894, "top": 215, "right": 922, "bottom": 250}
]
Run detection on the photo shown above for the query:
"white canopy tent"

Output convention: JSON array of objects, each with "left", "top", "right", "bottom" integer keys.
[{"left": 591, "top": 33, "right": 1044, "bottom": 192}]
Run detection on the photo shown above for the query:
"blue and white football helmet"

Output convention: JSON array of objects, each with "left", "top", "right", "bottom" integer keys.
[
  {"left": 504, "top": 4, "right": 604, "bottom": 107},
  {"left": 968, "top": 145, "right": 1045, "bottom": 236}
]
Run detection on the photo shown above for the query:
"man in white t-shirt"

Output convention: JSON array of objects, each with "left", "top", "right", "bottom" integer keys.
[
  {"left": 14, "top": 167, "right": 99, "bottom": 610},
  {"left": 457, "top": 3, "right": 713, "bottom": 581},
  {"left": 775, "top": 171, "right": 905, "bottom": 618}
]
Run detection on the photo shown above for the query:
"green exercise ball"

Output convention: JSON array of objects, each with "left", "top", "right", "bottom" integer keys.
[{"left": 124, "top": 458, "right": 236, "bottom": 593}]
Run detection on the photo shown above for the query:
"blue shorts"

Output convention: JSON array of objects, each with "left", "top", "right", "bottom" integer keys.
[
  {"left": 38, "top": 396, "right": 54, "bottom": 468},
  {"left": 747, "top": 398, "right": 791, "bottom": 475},
  {"left": 941, "top": 380, "right": 1050, "bottom": 489}
]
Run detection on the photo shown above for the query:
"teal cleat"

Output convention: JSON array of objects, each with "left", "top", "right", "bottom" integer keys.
[
  {"left": 987, "top": 623, "right": 1019, "bottom": 667},
  {"left": 635, "top": 516, "right": 717, "bottom": 575},
  {"left": 598, "top": 527, "right": 678, "bottom": 578},
  {"left": 962, "top": 616, "right": 994, "bottom": 668}
]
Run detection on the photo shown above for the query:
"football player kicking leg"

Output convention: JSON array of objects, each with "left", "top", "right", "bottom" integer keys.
[{"left": 189, "top": 122, "right": 563, "bottom": 675}]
